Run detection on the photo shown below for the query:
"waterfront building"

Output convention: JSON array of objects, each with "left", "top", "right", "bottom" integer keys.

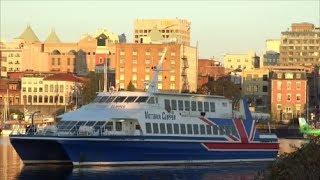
[
  {"left": 241, "top": 68, "right": 270, "bottom": 112},
  {"left": 224, "top": 50, "right": 260, "bottom": 71},
  {"left": 134, "top": 18, "right": 191, "bottom": 45},
  {"left": 0, "top": 79, "right": 21, "bottom": 105},
  {"left": 270, "top": 67, "right": 308, "bottom": 122},
  {"left": 280, "top": 23, "right": 320, "bottom": 66},
  {"left": 262, "top": 51, "right": 280, "bottom": 66},
  {"left": 197, "top": 59, "right": 225, "bottom": 89},
  {"left": 114, "top": 43, "right": 197, "bottom": 92},
  {"left": 20, "top": 73, "right": 83, "bottom": 106}
]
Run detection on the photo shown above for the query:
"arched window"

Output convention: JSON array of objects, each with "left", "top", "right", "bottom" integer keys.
[
  {"left": 59, "top": 96, "right": 64, "bottom": 103},
  {"left": 28, "top": 95, "right": 32, "bottom": 103},
  {"left": 39, "top": 95, "right": 43, "bottom": 103},
  {"left": 33, "top": 96, "right": 37, "bottom": 103},
  {"left": 23, "top": 95, "right": 27, "bottom": 104},
  {"left": 44, "top": 95, "right": 48, "bottom": 103},
  {"left": 49, "top": 96, "right": 53, "bottom": 103},
  {"left": 52, "top": 50, "right": 61, "bottom": 55}
]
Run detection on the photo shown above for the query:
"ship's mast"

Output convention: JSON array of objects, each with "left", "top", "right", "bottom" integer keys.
[
  {"left": 104, "top": 61, "right": 108, "bottom": 92},
  {"left": 147, "top": 47, "right": 167, "bottom": 93}
]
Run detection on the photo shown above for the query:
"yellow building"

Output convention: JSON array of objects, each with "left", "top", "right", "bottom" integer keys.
[
  {"left": 265, "top": 39, "right": 280, "bottom": 53},
  {"left": 134, "top": 18, "right": 191, "bottom": 45},
  {"left": 21, "top": 73, "right": 83, "bottom": 106},
  {"left": 224, "top": 51, "right": 259, "bottom": 70}
]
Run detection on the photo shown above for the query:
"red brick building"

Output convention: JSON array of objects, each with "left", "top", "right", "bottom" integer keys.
[
  {"left": 197, "top": 59, "right": 225, "bottom": 88},
  {"left": 113, "top": 43, "right": 197, "bottom": 92},
  {"left": 270, "top": 69, "right": 307, "bottom": 121}
]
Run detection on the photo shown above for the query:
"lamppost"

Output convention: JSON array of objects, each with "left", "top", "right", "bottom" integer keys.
[{"left": 31, "top": 110, "right": 40, "bottom": 132}]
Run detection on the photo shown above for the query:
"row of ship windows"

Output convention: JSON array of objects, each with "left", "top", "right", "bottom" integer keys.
[
  {"left": 145, "top": 123, "right": 237, "bottom": 136},
  {"left": 164, "top": 99, "right": 224, "bottom": 112},
  {"left": 93, "top": 96, "right": 157, "bottom": 104}
]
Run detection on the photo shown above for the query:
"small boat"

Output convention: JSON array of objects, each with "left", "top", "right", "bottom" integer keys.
[{"left": 10, "top": 48, "right": 279, "bottom": 166}]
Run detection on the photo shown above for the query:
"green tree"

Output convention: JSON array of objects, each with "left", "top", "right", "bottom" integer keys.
[
  {"left": 127, "top": 81, "right": 136, "bottom": 91},
  {"left": 81, "top": 71, "right": 104, "bottom": 104},
  {"left": 198, "top": 77, "right": 241, "bottom": 98}
]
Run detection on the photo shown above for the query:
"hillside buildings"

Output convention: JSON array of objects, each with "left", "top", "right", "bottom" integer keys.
[{"left": 224, "top": 50, "right": 260, "bottom": 71}]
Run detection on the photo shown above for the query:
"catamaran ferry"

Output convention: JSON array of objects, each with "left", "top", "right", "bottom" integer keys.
[{"left": 10, "top": 48, "right": 279, "bottom": 166}]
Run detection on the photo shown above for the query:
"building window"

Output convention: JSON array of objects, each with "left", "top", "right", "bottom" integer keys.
[
  {"left": 286, "top": 94, "right": 291, "bottom": 101},
  {"left": 34, "top": 87, "right": 37, "bottom": 92},
  {"left": 277, "top": 93, "right": 282, "bottom": 102},
  {"left": 263, "top": 86, "right": 268, "bottom": 92},
  {"left": 277, "top": 81, "right": 282, "bottom": 90},
  {"left": 50, "top": 85, "right": 53, "bottom": 92},
  {"left": 133, "top": 50, "right": 138, "bottom": 56},
  {"left": 60, "top": 85, "right": 64, "bottom": 92},
  {"left": 296, "top": 73, "right": 301, "bottom": 79},
  {"left": 286, "top": 82, "right": 291, "bottom": 90},
  {"left": 120, "top": 74, "right": 124, "bottom": 81},
  {"left": 22, "top": 87, "right": 26, "bottom": 92},
  {"left": 44, "top": 85, "right": 48, "bottom": 92},
  {"left": 296, "top": 82, "right": 301, "bottom": 90},
  {"left": 253, "top": 85, "right": 258, "bottom": 92},
  {"left": 132, "top": 74, "right": 137, "bottom": 81},
  {"left": 67, "top": 58, "right": 70, "bottom": 65},
  {"left": 145, "top": 75, "right": 150, "bottom": 81},
  {"left": 296, "top": 94, "right": 301, "bottom": 102},
  {"left": 28, "top": 87, "right": 31, "bottom": 92},
  {"left": 120, "top": 67, "right": 124, "bottom": 72},
  {"left": 285, "top": 73, "right": 293, "bottom": 79},
  {"left": 58, "top": 58, "right": 61, "bottom": 65},
  {"left": 277, "top": 73, "right": 282, "bottom": 79},
  {"left": 52, "top": 58, "right": 55, "bottom": 65},
  {"left": 132, "top": 66, "right": 137, "bottom": 73},
  {"left": 262, "top": 75, "right": 268, "bottom": 81},
  {"left": 120, "top": 50, "right": 125, "bottom": 55}
]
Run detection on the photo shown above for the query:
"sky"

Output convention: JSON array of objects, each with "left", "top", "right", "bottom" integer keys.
[{"left": 0, "top": 0, "right": 319, "bottom": 60}]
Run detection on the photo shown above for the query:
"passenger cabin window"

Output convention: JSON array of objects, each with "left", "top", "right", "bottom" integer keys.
[
  {"left": 146, "top": 123, "right": 152, "bottom": 133},
  {"left": 171, "top": 100, "right": 177, "bottom": 110},
  {"left": 178, "top": 100, "right": 184, "bottom": 111},
  {"left": 147, "top": 97, "right": 155, "bottom": 104},
  {"left": 106, "top": 122, "right": 113, "bottom": 131},
  {"left": 191, "top": 101, "right": 197, "bottom": 111},
  {"left": 200, "top": 124, "right": 206, "bottom": 134},
  {"left": 86, "top": 121, "right": 96, "bottom": 126},
  {"left": 99, "top": 96, "right": 109, "bottom": 103},
  {"left": 173, "top": 124, "right": 179, "bottom": 134},
  {"left": 136, "top": 96, "right": 148, "bottom": 103},
  {"left": 180, "top": 124, "right": 186, "bottom": 134},
  {"left": 206, "top": 125, "right": 212, "bottom": 135},
  {"left": 160, "top": 123, "right": 166, "bottom": 134},
  {"left": 187, "top": 124, "right": 193, "bottom": 134},
  {"left": 93, "top": 96, "right": 102, "bottom": 102},
  {"left": 193, "top": 124, "right": 199, "bottom": 134},
  {"left": 106, "top": 96, "right": 116, "bottom": 103},
  {"left": 125, "top": 96, "right": 137, "bottom": 102},
  {"left": 212, "top": 125, "right": 218, "bottom": 134},
  {"left": 210, "top": 102, "right": 216, "bottom": 112},
  {"left": 115, "top": 122, "right": 122, "bottom": 131},
  {"left": 167, "top": 124, "right": 173, "bottom": 134},
  {"left": 153, "top": 123, "right": 159, "bottom": 134},
  {"left": 198, "top": 101, "right": 203, "bottom": 112},
  {"left": 184, "top": 101, "right": 190, "bottom": 111},
  {"left": 204, "top": 102, "right": 209, "bottom": 112},
  {"left": 114, "top": 96, "right": 127, "bottom": 103},
  {"left": 164, "top": 99, "right": 171, "bottom": 111}
]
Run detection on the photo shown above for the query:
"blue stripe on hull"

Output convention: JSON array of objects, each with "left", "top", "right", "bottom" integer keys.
[
  {"left": 59, "top": 140, "right": 278, "bottom": 165},
  {"left": 10, "top": 137, "right": 71, "bottom": 164}
]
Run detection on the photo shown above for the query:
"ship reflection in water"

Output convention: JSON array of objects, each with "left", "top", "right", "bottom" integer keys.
[{"left": 0, "top": 136, "right": 305, "bottom": 180}]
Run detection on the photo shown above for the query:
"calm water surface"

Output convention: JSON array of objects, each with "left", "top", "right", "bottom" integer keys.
[{"left": 0, "top": 136, "right": 305, "bottom": 180}]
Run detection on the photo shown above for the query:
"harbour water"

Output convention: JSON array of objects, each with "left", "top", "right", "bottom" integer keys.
[{"left": 0, "top": 136, "right": 305, "bottom": 180}]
